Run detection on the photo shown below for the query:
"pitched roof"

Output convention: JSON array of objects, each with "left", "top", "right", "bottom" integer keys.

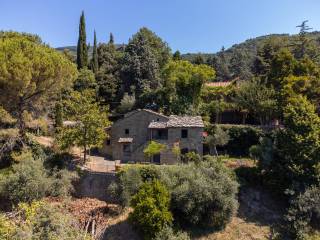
[
  {"left": 167, "top": 115, "right": 204, "bottom": 128},
  {"left": 124, "top": 109, "right": 168, "bottom": 119}
]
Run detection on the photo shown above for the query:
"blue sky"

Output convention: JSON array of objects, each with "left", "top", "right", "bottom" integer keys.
[{"left": 1, "top": 0, "right": 320, "bottom": 53}]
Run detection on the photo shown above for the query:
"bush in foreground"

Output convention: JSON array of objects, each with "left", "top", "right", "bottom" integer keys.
[
  {"left": 129, "top": 180, "right": 173, "bottom": 240},
  {"left": 286, "top": 186, "right": 320, "bottom": 239},
  {"left": 1, "top": 201, "right": 89, "bottom": 240},
  {"left": 160, "top": 159, "right": 238, "bottom": 229},
  {"left": 111, "top": 158, "right": 238, "bottom": 231},
  {"left": 0, "top": 156, "right": 77, "bottom": 204},
  {"left": 154, "top": 225, "right": 190, "bottom": 240}
]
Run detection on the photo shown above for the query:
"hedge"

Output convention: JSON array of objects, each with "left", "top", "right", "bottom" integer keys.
[{"left": 219, "top": 124, "right": 265, "bottom": 157}]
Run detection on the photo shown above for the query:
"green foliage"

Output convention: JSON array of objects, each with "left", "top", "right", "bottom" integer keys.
[
  {"left": 235, "top": 166, "right": 261, "bottom": 186},
  {"left": 172, "top": 51, "right": 182, "bottom": 61},
  {"left": 0, "top": 31, "right": 42, "bottom": 44},
  {"left": 121, "top": 27, "right": 171, "bottom": 98},
  {"left": 5, "top": 201, "right": 88, "bottom": 239},
  {"left": 219, "top": 124, "right": 264, "bottom": 156},
  {"left": 0, "top": 156, "right": 51, "bottom": 204},
  {"left": 143, "top": 141, "right": 166, "bottom": 158},
  {"left": 0, "top": 214, "right": 15, "bottom": 240},
  {"left": 117, "top": 92, "right": 136, "bottom": 114},
  {"left": 0, "top": 32, "right": 77, "bottom": 138},
  {"left": 129, "top": 180, "right": 173, "bottom": 240},
  {"left": 0, "top": 106, "right": 16, "bottom": 126},
  {"left": 205, "top": 125, "right": 229, "bottom": 156},
  {"left": 229, "top": 48, "right": 253, "bottom": 80},
  {"left": 252, "top": 137, "right": 274, "bottom": 169},
  {"left": 77, "top": 11, "right": 88, "bottom": 69},
  {"left": 96, "top": 39, "right": 121, "bottom": 106},
  {"left": 0, "top": 155, "right": 77, "bottom": 204},
  {"left": 233, "top": 78, "right": 277, "bottom": 125},
  {"left": 267, "top": 96, "right": 320, "bottom": 193},
  {"left": 160, "top": 159, "right": 238, "bottom": 229},
  {"left": 154, "top": 225, "right": 190, "bottom": 240},
  {"left": 286, "top": 186, "right": 320, "bottom": 239},
  {"left": 54, "top": 102, "right": 63, "bottom": 128},
  {"left": 73, "top": 68, "right": 97, "bottom": 92},
  {"left": 181, "top": 151, "right": 201, "bottom": 164},
  {"left": 56, "top": 90, "right": 110, "bottom": 161},
  {"left": 114, "top": 160, "right": 238, "bottom": 230},
  {"left": 162, "top": 60, "right": 215, "bottom": 114},
  {"left": 91, "top": 30, "right": 98, "bottom": 73}
]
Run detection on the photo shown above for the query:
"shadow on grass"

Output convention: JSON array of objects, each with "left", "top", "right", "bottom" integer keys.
[{"left": 102, "top": 218, "right": 140, "bottom": 240}]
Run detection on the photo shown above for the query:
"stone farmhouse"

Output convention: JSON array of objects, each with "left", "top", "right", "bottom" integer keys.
[{"left": 100, "top": 109, "right": 204, "bottom": 164}]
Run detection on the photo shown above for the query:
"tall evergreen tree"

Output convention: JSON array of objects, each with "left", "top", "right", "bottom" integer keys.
[
  {"left": 121, "top": 28, "right": 171, "bottom": 98},
  {"left": 173, "top": 50, "right": 181, "bottom": 61},
  {"left": 92, "top": 30, "right": 98, "bottom": 73},
  {"left": 193, "top": 54, "right": 205, "bottom": 65},
  {"left": 76, "top": 11, "right": 88, "bottom": 69},
  {"left": 109, "top": 33, "right": 114, "bottom": 44},
  {"left": 216, "top": 47, "right": 231, "bottom": 81},
  {"left": 96, "top": 36, "right": 121, "bottom": 107}
]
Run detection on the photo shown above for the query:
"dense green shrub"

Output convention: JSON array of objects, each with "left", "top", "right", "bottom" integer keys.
[
  {"left": 154, "top": 225, "right": 190, "bottom": 240},
  {"left": 110, "top": 166, "right": 144, "bottom": 206},
  {"left": 0, "top": 214, "right": 15, "bottom": 239},
  {"left": 0, "top": 156, "right": 77, "bottom": 204},
  {"left": 263, "top": 97, "right": 320, "bottom": 194},
  {"left": 45, "top": 152, "right": 74, "bottom": 170},
  {"left": 160, "top": 159, "right": 238, "bottom": 229},
  {"left": 286, "top": 186, "right": 320, "bottom": 239},
  {"left": 129, "top": 180, "right": 173, "bottom": 240},
  {"left": 181, "top": 151, "right": 202, "bottom": 164},
  {"left": 3, "top": 201, "right": 89, "bottom": 240},
  {"left": 49, "top": 169, "right": 78, "bottom": 197},
  {"left": 0, "top": 156, "right": 52, "bottom": 204},
  {"left": 112, "top": 159, "right": 239, "bottom": 230},
  {"left": 235, "top": 166, "right": 261, "bottom": 186},
  {"left": 219, "top": 124, "right": 264, "bottom": 156},
  {"left": 108, "top": 165, "right": 162, "bottom": 206}
]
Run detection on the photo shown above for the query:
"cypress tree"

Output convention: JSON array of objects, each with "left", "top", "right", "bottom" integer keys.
[
  {"left": 109, "top": 33, "right": 114, "bottom": 44},
  {"left": 77, "top": 11, "right": 88, "bottom": 69},
  {"left": 92, "top": 30, "right": 98, "bottom": 73}
]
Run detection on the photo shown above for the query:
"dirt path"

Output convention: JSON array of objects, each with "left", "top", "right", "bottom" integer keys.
[{"left": 84, "top": 156, "right": 120, "bottom": 173}]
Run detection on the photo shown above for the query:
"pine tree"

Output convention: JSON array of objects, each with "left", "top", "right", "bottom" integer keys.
[
  {"left": 77, "top": 11, "right": 88, "bottom": 69},
  {"left": 293, "top": 20, "right": 314, "bottom": 60},
  {"left": 92, "top": 30, "right": 98, "bottom": 73}
]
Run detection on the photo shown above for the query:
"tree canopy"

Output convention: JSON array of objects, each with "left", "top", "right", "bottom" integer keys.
[{"left": 0, "top": 33, "right": 77, "bottom": 137}]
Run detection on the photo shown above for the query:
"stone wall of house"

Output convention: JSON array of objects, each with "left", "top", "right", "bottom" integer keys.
[
  {"left": 100, "top": 110, "right": 168, "bottom": 162},
  {"left": 160, "top": 127, "right": 203, "bottom": 164}
]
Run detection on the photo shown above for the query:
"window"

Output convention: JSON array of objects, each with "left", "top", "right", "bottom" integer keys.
[
  {"left": 152, "top": 129, "right": 168, "bottom": 140},
  {"left": 106, "top": 139, "right": 111, "bottom": 145},
  {"left": 181, "top": 129, "right": 188, "bottom": 138},
  {"left": 125, "top": 129, "right": 129, "bottom": 135},
  {"left": 153, "top": 154, "right": 161, "bottom": 164},
  {"left": 123, "top": 144, "right": 131, "bottom": 153}
]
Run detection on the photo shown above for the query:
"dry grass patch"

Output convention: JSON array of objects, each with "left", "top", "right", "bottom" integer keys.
[{"left": 195, "top": 217, "right": 272, "bottom": 240}]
